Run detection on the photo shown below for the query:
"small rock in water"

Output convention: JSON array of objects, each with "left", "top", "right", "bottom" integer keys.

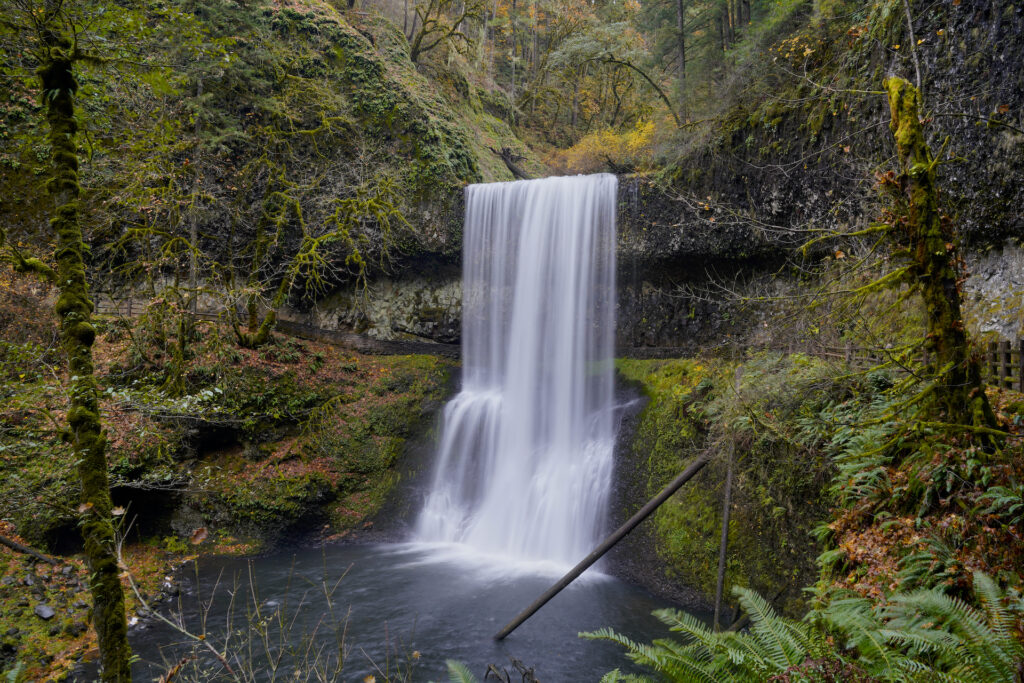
[{"left": 34, "top": 604, "right": 56, "bottom": 620}]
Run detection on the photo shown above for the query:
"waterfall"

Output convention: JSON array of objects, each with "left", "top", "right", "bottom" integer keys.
[{"left": 416, "top": 174, "right": 617, "bottom": 565}]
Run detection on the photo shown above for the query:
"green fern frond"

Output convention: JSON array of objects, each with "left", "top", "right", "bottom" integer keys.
[
  {"left": 734, "top": 587, "right": 806, "bottom": 669},
  {"left": 445, "top": 659, "right": 478, "bottom": 683},
  {"left": 4, "top": 663, "right": 26, "bottom": 683},
  {"left": 973, "top": 572, "right": 1014, "bottom": 643},
  {"left": 594, "top": 572, "right": 1022, "bottom": 683},
  {"left": 654, "top": 608, "right": 718, "bottom": 649}
]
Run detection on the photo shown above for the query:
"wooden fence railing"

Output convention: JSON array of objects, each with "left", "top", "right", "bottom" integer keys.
[
  {"left": 753, "top": 340, "right": 1024, "bottom": 392},
  {"left": 987, "top": 340, "right": 1024, "bottom": 392}
]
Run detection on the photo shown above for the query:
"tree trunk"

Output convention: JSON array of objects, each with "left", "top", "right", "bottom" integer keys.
[
  {"left": 38, "top": 44, "right": 132, "bottom": 682},
  {"left": 489, "top": 147, "right": 531, "bottom": 180},
  {"left": 570, "top": 75, "right": 579, "bottom": 130},
  {"left": 510, "top": 0, "right": 518, "bottom": 103},
  {"left": 723, "top": 1, "right": 733, "bottom": 46},
  {"left": 716, "top": 10, "right": 725, "bottom": 54},
  {"left": 189, "top": 77, "right": 202, "bottom": 321},
  {"left": 675, "top": 0, "right": 686, "bottom": 109},
  {"left": 884, "top": 78, "right": 995, "bottom": 429}
]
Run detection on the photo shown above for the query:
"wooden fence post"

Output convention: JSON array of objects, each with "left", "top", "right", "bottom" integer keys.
[
  {"left": 989, "top": 341, "right": 998, "bottom": 381},
  {"left": 1000, "top": 340, "right": 1011, "bottom": 389},
  {"left": 1019, "top": 339, "right": 1024, "bottom": 392},
  {"left": 713, "top": 443, "right": 735, "bottom": 631}
]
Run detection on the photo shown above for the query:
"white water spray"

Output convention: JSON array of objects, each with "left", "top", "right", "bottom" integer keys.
[{"left": 416, "top": 174, "right": 617, "bottom": 565}]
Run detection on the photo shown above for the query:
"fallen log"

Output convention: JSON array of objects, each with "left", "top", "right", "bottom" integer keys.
[
  {"left": 494, "top": 452, "right": 712, "bottom": 640},
  {"left": 0, "top": 533, "right": 58, "bottom": 565},
  {"left": 488, "top": 146, "right": 532, "bottom": 180}
]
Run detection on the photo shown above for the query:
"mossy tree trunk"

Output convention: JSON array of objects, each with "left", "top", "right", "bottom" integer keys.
[
  {"left": 38, "top": 33, "right": 133, "bottom": 682},
  {"left": 235, "top": 268, "right": 290, "bottom": 348},
  {"left": 675, "top": 0, "right": 686, "bottom": 107},
  {"left": 884, "top": 77, "right": 995, "bottom": 430}
]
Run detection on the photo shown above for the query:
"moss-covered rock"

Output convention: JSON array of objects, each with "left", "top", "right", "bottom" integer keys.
[
  {"left": 617, "top": 353, "right": 845, "bottom": 615},
  {"left": 168, "top": 348, "right": 454, "bottom": 547}
]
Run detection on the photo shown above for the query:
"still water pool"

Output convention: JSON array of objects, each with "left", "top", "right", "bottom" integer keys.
[{"left": 127, "top": 542, "right": 693, "bottom": 681}]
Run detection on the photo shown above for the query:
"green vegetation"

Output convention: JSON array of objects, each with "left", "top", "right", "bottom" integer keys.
[
  {"left": 586, "top": 572, "right": 1024, "bottom": 682},
  {"left": 0, "top": 270, "right": 454, "bottom": 677},
  {"left": 618, "top": 353, "right": 842, "bottom": 614},
  {"left": 11, "top": 315, "right": 453, "bottom": 549},
  {"left": 600, "top": 67, "right": 1023, "bottom": 680},
  {"left": 1, "top": 0, "right": 1022, "bottom": 677}
]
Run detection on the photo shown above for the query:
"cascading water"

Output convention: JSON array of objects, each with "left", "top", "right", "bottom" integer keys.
[
  {"left": 124, "top": 174, "right": 684, "bottom": 681},
  {"left": 416, "top": 174, "right": 618, "bottom": 565}
]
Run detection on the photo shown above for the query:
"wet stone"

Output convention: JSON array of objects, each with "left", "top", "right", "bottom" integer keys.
[{"left": 34, "top": 604, "right": 56, "bottom": 620}]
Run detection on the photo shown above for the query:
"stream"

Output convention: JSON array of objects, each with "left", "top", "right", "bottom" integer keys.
[{"left": 126, "top": 542, "right": 696, "bottom": 681}]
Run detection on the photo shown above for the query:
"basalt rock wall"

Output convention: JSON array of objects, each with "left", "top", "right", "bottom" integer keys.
[
  {"left": 301, "top": 0, "right": 1024, "bottom": 349},
  {"left": 293, "top": 175, "right": 1023, "bottom": 351}
]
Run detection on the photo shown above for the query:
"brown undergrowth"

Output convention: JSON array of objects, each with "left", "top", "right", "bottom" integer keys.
[{"left": 825, "top": 385, "right": 1024, "bottom": 601}]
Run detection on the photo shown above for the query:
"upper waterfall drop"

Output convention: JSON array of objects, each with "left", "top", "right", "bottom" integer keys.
[{"left": 416, "top": 174, "right": 618, "bottom": 566}]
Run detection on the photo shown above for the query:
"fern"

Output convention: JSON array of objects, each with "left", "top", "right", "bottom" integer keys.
[
  {"left": 980, "top": 484, "right": 1024, "bottom": 528},
  {"left": 446, "top": 659, "right": 478, "bottom": 683},
  {"left": 884, "top": 572, "right": 1024, "bottom": 682},
  {"left": 4, "top": 663, "right": 26, "bottom": 683},
  {"left": 599, "top": 669, "right": 652, "bottom": 683},
  {"left": 594, "top": 573, "right": 1024, "bottom": 683}
]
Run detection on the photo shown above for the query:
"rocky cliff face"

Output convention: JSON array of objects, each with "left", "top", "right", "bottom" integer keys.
[
  {"left": 302, "top": 0, "right": 1023, "bottom": 350},
  {"left": 296, "top": 193, "right": 1022, "bottom": 350}
]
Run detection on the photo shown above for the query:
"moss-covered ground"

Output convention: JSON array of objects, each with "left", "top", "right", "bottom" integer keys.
[
  {"left": 0, "top": 521, "right": 198, "bottom": 681},
  {"left": 0, "top": 277, "right": 455, "bottom": 678},
  {"left": 2, "top": 316, "right": 453, "bottom": 546}
]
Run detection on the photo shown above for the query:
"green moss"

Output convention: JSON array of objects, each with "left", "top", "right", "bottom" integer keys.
[
  {"left": 618, "top": 353, "right": 843, "bottom": 615},
  {"left": 175, "top": 349, "right": 454, "bottom": 544},
  {"left": 0, "top": 553, "right": 93, "bottom": 680}
]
